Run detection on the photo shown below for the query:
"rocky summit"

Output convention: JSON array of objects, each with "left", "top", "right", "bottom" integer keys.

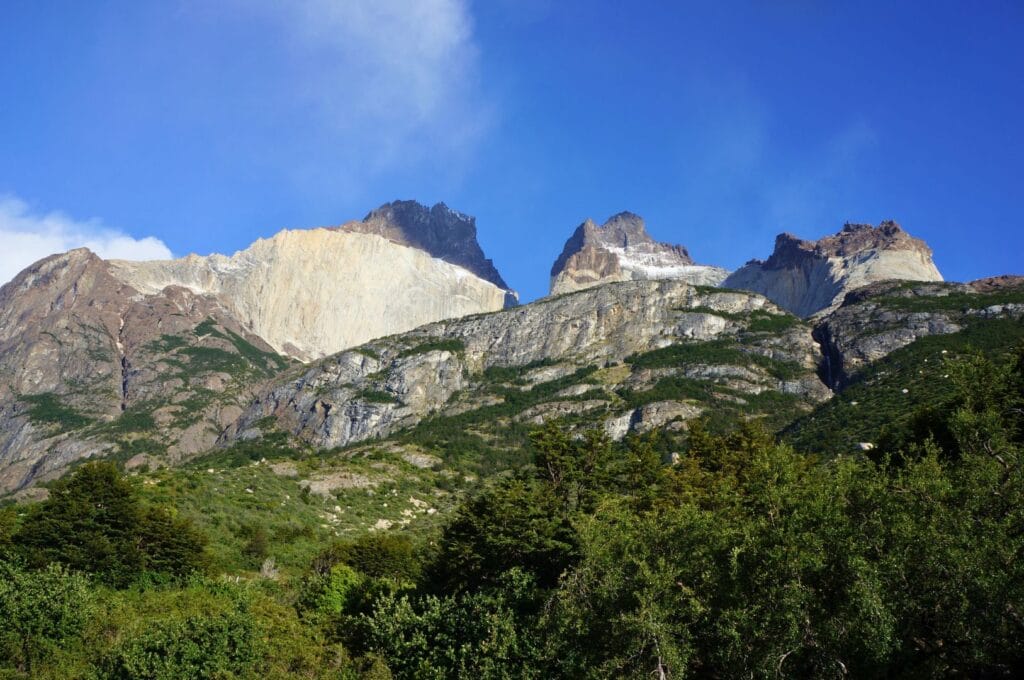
[
  {"left": 723, "top": 221, "right": 943, "bottom": 318},
  {"left": 338, "top": 200, "right": 515, "bottom": 299},
  {"left": 549, "top": 212, "right": 728, "bottom": 295}
]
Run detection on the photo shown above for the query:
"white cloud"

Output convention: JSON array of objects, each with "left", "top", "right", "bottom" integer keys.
[
  {"left": 0, "top": 195, "right": 172, "bottom": 286},
  {"left": 248, "top": 0, "right": 491, "bottom": 171}
]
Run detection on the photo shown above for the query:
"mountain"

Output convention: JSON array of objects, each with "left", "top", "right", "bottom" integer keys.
[
  {"left": 0, "top": 202, "right": 1016, "bottom": 498},
  {"left": 549, "top": 212, "right": 728, "bottom": 295},
  {"left": 111, "top": 203, "right": 516, "bottom": 361},
  {"left": 723, "top": 221, "right": 943, "bottom": 318},
  {"left": 0, "top": 248, "right": 292, "bottom": 492},
  {"left": 0, "top": 201, "right": 515, "bottom": 492}
]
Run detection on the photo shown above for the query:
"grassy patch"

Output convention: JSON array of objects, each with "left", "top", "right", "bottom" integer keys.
[
  {"left": 21, "top": 393, "right": 92, "bottom": 431},
  {"left": 873, "top": 289, "right": 1024, "bottom": 314},
  {"left": 356, "top": 389, "right": 399, "bottom": 405},
  {"left": 745, "top": 310, "right": 803, "bottom": 333},
  {"left": 481, "top": 358, "right": 558, "bottom": 384},
  {"left": 193, "top": 318, "right": 226, "bottom": 339},
  {"left": 625, "top": 341, "right": 805, "bottom": 380},
  {"left": 617, "top": 376, "right": 712, "bottom": 409},
  {"left": 398, "top": 338, "right": 465, "bottom": 358},
  {"left": 223, "top": 328, "right": 290, "bottom": 374},
  {"left": 180, "top": 346, "right": 248, "bottom": 375},
  {"left": 352, "top": 346, "right": 381, "bottom": 361},
  {"left": 147, "top": 334, "right": 190, "bottom": 353}
]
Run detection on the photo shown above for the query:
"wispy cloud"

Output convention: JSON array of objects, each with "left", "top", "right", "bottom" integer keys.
[
  {"left": 245, "top": 0, "right": 491, "bottom": 174},
  {"left": 0, "top": 195, "right": 172, "bottom": 286}
]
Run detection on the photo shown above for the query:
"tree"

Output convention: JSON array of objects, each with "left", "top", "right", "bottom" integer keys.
[
  {"left": 427, "top": 477, "right": 577, "bottom": 593},
  {"left": 13, "top": 461, "right": 207, "bottom": 586},
  {"left": 530, "top": 423, "right": 614, "bottom": 512},
  {"left": 138, "top": 507, "right": 207, "bottom": 578},
  {"left": 97, "top": 603, "right": 262, "bottom": 680},
  {"left": 14, "top": 461, "right": 144, "bottom": 586}
]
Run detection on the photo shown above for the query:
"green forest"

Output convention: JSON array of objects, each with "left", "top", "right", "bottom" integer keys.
[{"left": 2, "top": 345, "right": 1023, "bottom": 678}]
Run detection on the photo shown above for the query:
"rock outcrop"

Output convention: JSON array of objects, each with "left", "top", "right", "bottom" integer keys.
[
  {"left": 723, "top": 221, "right": 943, "bottom": 318},
  {"left": 550, "top": 212, "right": 728, "bottom": 295},
  {"left": 226, "top": 280, "right": 830, "bottom": 451},
  {"left": 814, "top": 279, "right": 1024, "bottom": 389}
]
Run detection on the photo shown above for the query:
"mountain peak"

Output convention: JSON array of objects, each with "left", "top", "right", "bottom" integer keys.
[
  {"left": 549, "top": 212, "right": 725, "bottom": 295},
  {"left": 342, "top": 200, "right": 511, "bottom": 291}
]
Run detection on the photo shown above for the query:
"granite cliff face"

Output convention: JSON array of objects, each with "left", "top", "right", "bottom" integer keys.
[
  {"left": 550, "top": 212, "right": 728, "bottom": 295},
  {"left": 110, "top": 228, "right": 511, "bottom": 361},
  {"left": 226, "top": 280, "right": 830, "bottom": 451},
  {"left": 723, "top": 221, "right": 943, "bottom": 318}
]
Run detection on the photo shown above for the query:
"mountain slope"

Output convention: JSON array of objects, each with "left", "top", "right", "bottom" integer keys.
[
  {"left": 0, "top": 249, "right": 293, "bottom": 493},
  {"left": 225, "top": 280, "right": 830, "bottom": 457},
  {"left": 786, "top": 276, "right": 1024, "bottom": 454}
]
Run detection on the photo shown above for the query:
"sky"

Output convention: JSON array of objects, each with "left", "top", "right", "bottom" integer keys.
[{"left": 1, "top": 1, "right": 1022, "bottom": 300}]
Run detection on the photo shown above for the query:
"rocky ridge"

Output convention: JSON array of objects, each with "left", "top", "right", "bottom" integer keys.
[
  {"left": 225, "top": 280, "right": 830, "bottom": 452},
  {"left": 549, "top": 212, "right": 728, "bottom": 295},
  {"left": 724, "top": 221, "right": 943, "bottom": 318}
]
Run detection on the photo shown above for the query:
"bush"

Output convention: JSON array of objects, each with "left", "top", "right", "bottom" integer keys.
[
  {"left": 0, "top": 561, "right": 93, "bottom": 674},
  {"left": 97, "top": 605, "right": 262, "bottom": 679}
]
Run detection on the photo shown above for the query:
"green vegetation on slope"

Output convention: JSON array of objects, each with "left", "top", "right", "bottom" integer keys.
[
  {"left": 20, "top": 393, "right": 93, "bottom": 432},
  {"left": 785, "top": 317, "right": 1024, "bottom": 455},
  {"left": 2, "top": 343, "right": 1023, "bottom": 677}
]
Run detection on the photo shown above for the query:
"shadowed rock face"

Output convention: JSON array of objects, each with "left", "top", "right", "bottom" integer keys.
[
  {"left": 340, "top": 200, "right": 514, "bottom": 295},
  {"left": 724, "top": 221, "right": 943, "bottom": 318},
  {"left": 550, "top": 212, "right": 728, "bottom": 295}
]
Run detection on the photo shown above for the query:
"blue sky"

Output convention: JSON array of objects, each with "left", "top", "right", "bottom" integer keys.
[{"left": 1, "top": 1, "right": 1021, "bottom": 300}]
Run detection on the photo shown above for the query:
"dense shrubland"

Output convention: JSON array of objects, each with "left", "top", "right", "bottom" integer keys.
[{"left": 1, "top": 346, "right": 1022, "bottom": 677}]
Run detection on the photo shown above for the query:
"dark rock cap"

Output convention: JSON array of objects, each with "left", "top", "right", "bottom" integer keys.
[
  {"left": 763, "top": 221, "right": 931, "bottom": 270},
  {"left": 339, "top": 200, "right": 511, "bottom": 292}
]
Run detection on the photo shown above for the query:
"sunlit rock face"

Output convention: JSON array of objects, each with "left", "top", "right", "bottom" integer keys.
[
  {"left": 723, "top": 221, "right": 943, "bottom": 318},
  {"left": 110, "top": 226, "right": 512, "bottom": 361},
  {"left": 549, "top": 212, "right": 728, "bottom": 296}
]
